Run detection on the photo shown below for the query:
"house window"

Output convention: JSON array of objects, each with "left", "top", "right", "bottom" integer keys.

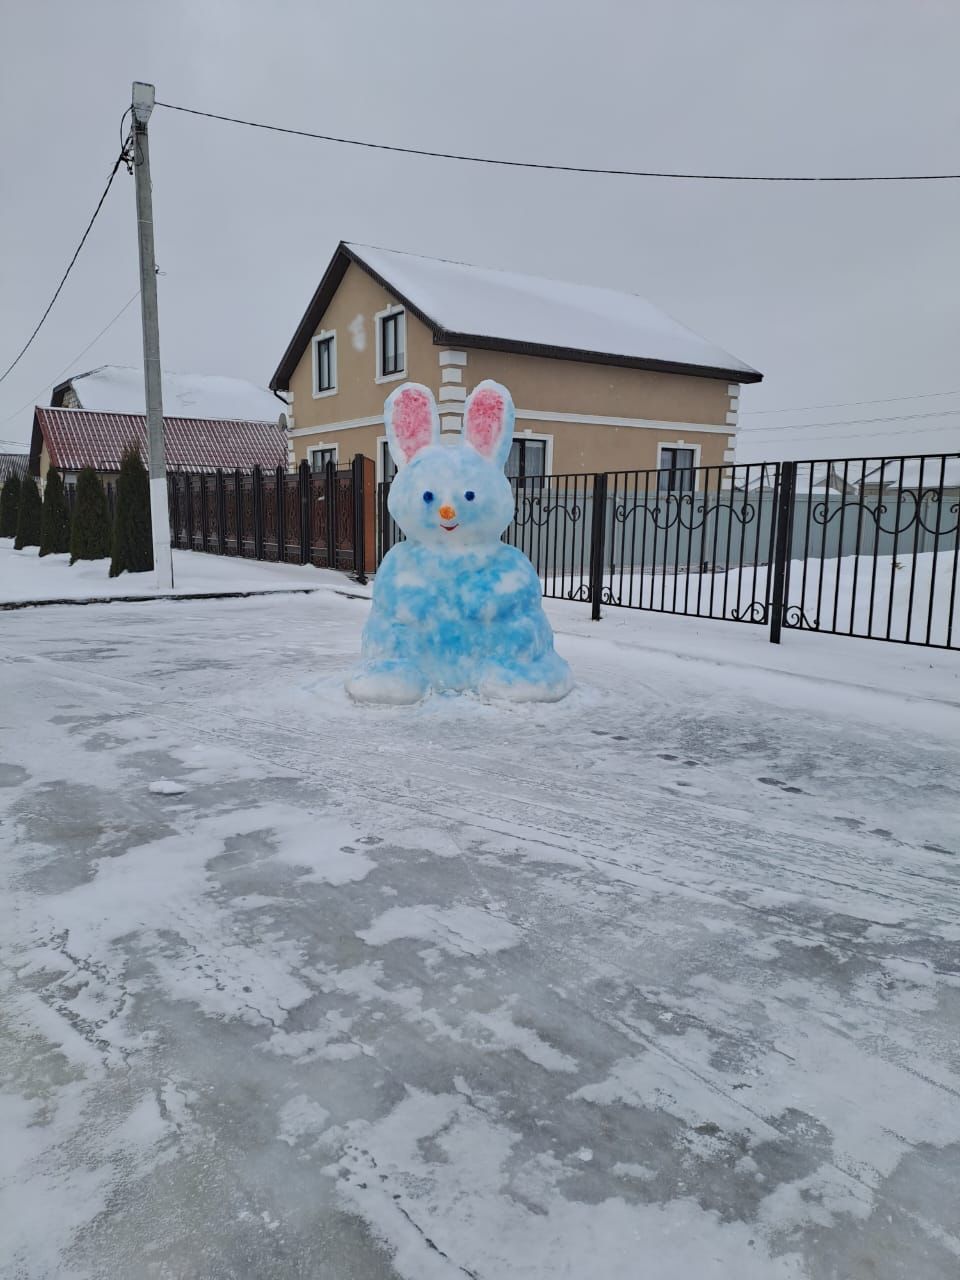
[
  {"left": 378, "top": 309, "right": 405, "bottom": 379},
  {"left": 658, "top": 446, "right": 696, "bottom": 494},
  {"left": 380, "top": 439, "right": 397, "bottom": 484},
  {"left": 309, "top": 445, "right": 338, "bottom": 472},
  {"left": 506, "top": 438, "right": 547, "bottom": 486},
  {"left": 312, "top": 332, "right": 336, "bottom": 396}
]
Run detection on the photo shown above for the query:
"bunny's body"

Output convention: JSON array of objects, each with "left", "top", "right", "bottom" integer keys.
[{"left": 347, "top": 381, "right": 572, "bottom": 704}]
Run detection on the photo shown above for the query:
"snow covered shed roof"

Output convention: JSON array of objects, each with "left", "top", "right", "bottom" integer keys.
[
  {"left": 52, "top": 365, "right": 284, "bottom": 423},
  {"left": 861, "top": 457, "right": 960, "bottom": 490},
  {"left": 30, "top": 408, "right": 286, "bottom": 476},
  {"left": 271, "top": 242, "right": 762, "bottom": 391}
]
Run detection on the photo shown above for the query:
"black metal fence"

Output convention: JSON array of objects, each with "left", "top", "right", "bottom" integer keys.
[
  {"left": 168, "top": 457, "right": 373, "bottom": 579},
  {"left": 377, "top": 452, "right": 960, "bottom": 649}
]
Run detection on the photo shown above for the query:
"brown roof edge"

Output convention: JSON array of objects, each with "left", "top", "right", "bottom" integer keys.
[
  {"left": 434, "top": 331, "right": 763, "bottom": 384},
  {"left": 269, "top": 242, "right": 443, "bottom": 391},
  {"left": 28, "top": 409, "right": 47, "bottom": 475}
]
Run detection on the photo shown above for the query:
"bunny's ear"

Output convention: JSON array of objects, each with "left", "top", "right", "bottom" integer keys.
[
  {"left": 384, "top": 383, "right": 441, "bottom": 467},
  {"left": 463, "top": 380, "right": 514, "bottom": 470}
]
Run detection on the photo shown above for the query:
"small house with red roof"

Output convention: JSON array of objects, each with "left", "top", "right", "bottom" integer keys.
[
  {"left": 30, "top": 408, "right": 287, "bottom": 504},
  {"left": 29, "top": 365, "right": 288, "bottom": 496}
]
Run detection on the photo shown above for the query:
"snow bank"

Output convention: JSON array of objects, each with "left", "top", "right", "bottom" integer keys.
[{"left": 0, "top": 541, "right": 343, "bottom": 604}]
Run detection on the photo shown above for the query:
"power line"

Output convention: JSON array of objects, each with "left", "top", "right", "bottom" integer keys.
[
  {"left": 0, "top": 289, "right": 141, "bottom": 431},
  {"left": 738, "top": 415, "right": 960, "bottom": 449},
  {"left": 742, "top": 386, "right": 960, "bottom": 416},
  {"left": 738, "top": 407, "right": 960, "bottom": 436},
  {"left": 155, "top": 101, "right": 960, "bottom": 183},
  {"left": 0, "top": 147, "right": 128, "bottom": 387}
]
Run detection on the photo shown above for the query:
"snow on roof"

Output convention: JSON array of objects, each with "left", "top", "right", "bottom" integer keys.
[
  {"left": 34, "top": 407, "right": 286, "bottom": 474},
  {"left": 60, "top": 366, "right": 284, "bottom": 423},
  {"left": 346, "top": 243, "right": 760, "bottom": 379}
]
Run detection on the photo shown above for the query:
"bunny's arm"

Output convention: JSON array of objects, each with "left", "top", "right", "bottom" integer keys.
[{"left": 362, "top": 543, "right": 436, "bottom": 662}]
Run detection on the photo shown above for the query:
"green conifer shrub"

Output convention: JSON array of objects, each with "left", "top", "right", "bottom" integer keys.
[
  {"left": 39, "top": 468, "right": 71, "bottom": 556},
  {"left": 69, "top": 467, "right": 112, "bottom": 564},
  {"left": 0, "top": 474, "right": 21, "bottom": 537},
  {"left": 110, "top": 445, "right": 153, "bottom": 577},
  {"left": 14, "top": 475, "right": 42, "bottom": 550}
]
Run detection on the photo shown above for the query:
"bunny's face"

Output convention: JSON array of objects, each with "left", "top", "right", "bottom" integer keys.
[{"left": 384, "top": 381, "right": 516, "bottom": 550}]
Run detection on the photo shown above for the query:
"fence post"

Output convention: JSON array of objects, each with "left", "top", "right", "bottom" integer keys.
[
  {"left": 589, "top": 472, "right": 609, "bottom": 621},
  {"left": 216, "top": 469, "right": 226, "bottom": 555},
  {"left": 324, "top": 457, "right": 337, "bottom": 569},
  {"left": 378, "top": 480, "right": 390, "bottom": 565},
  {"left": 185, "top": 471, "right": 195, "bottom": 549},
  {"left": 769, "top": 460, "right": 796, "bottom": 644},
  {"left": 234, "top": 468, "right": 243, "bottom": 555},
  {"left": 271, "top": 464, "right": 282, "bottom": 562},
  {"left": 253, "top": 465, "right": 264, "bottom": 560},
  {"left": 351, "top": 454, "right": 368, "bottom": 584},
  {"left": 166, "top": 475, "right": 176, "bottom": 548},
  {"left": 199, "top": 472, "right": 209, "bottom": 552},
  {"left": 299, "top": 459, "right": 311, "bottom": 563}
]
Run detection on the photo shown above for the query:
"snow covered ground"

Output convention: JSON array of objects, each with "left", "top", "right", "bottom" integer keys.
[
  {"left": 0, "top": 539, "right": 333, "bottom": 604},
  {"left": 1, "top": 558, "right": 959, "bottom": 1278}
]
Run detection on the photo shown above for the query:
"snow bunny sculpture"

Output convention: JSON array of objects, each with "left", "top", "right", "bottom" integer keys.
[{"left": 346, "top": 380, "right": 572, "bottom": 705}]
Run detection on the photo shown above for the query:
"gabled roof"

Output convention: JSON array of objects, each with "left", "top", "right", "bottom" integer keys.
[
  {"left": 271, "top": 241, "right": 762, "bottom": 391},
  {"left": 52, "top": 365, "right": 284, "bottom": 422},
  {"left": 30, "top": 407, "right": 286, "bottom": 476}
]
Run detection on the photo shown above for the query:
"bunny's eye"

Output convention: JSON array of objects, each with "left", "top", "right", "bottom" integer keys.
[
  {"left": 422, "top": 491, "right": 434, "bottom": 504},
  {"left": 464, "top": 490, "right": 476, "bottom": 502}
]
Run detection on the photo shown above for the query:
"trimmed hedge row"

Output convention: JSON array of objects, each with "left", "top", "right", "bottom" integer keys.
[{"left": 9, "top": 450, "right": 155, "bottom": 577}]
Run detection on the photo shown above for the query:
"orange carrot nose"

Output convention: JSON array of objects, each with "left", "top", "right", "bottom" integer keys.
[{"left": 438, "top": 504, "right": 456, "bottom": 521}]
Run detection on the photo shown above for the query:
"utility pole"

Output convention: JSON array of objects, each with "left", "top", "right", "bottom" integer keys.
[{"left": 131, "top": 81, "right": 173, "bottom": 590}]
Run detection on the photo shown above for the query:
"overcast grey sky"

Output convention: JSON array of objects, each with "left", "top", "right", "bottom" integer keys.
[{"left": 1, "top": 0, "right": 958, "bottom": 462}]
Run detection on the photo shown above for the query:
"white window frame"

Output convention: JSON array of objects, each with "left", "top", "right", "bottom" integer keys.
[
  {"left": 375, "top": 305, "right": 406, "bottom": 384},
  {"left": 508, "top": 430, "right": 554, "bottom": 479},
  {"left": 656, "top": 441, "right": 701, "bottom": 493},
  {"left": 311, "top": 330, "right": 338, "bottom": 399},
  {"left": 308, "top": 443, "right": 339, "bottom": 472}
]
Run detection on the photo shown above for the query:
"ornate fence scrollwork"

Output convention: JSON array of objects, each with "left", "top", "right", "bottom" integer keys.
[{"left": 375, "top": 452, "right": 958, "bottom": 651}]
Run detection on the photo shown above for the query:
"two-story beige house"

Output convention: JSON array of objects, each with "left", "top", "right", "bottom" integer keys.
[{"left": 270, "top": 242, "right": 761, "bottom": 487}]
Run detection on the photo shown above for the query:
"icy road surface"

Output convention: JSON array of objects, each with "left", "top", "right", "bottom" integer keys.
[{"left": 1, "top": 574, "right": 959, "bottom": 1278}]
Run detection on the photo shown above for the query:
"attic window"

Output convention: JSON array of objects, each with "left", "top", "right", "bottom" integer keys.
[
  {"left": 378, "top": 309, "right": 405, "bottom": 380},
  {"left": 312, "top": 332, "right": 336, "bottom": 397}
]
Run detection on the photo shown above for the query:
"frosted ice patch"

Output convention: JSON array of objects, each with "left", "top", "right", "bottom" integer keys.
[
  {"left": 389, "top": 826, "right": 461, "bottom": 858},
  {"left": 758, "top": 1163, "right": 874, "bottom": 1231},
  {"left": 574, "top": 1029, "right": 779, "bottom": 1141},
  {"left": 277, "top": 1095, "right": 331, "bottom": 1146},
  {"left": 612, "top": 1161, "right": 657, "bottom": 1181},
  {"left": 465, "top": 1002, "right": 577, "bottom": 1073},
  {"left": 257, "top": 809, "right": 373, "bottom": 885},
  {"left": 358, "top": 904, "right": 520, "bottom": 956},
  {"left": 149, "top": 779, "right": 187, "bottom": 795},
  {"left": 332, "top": 1088, "right": 803, "bottom": 1279}
]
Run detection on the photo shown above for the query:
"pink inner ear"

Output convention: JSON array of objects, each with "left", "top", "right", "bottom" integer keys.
[
  {"left": 465, "top": 387, "right": 504, "bottom": 457},
  {"left": 391, "top": 388, "right": 435, "bottom": 462}
]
